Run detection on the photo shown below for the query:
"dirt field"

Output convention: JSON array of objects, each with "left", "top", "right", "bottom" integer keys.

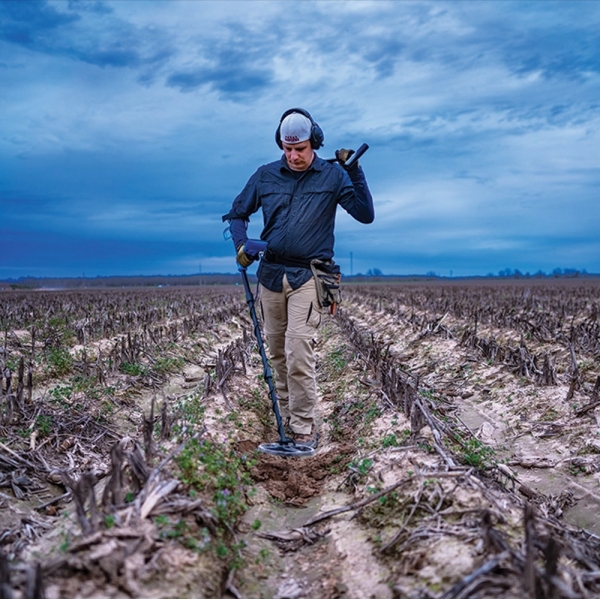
[{"left": 1, "top": 279, "right": 600, "bottom": 598}]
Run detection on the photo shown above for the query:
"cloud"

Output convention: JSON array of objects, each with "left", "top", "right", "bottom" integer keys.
[
  {"left": 67, "top": 1, "right": 113, "bottom": 15},
  {"left": 0, "top": 0, "right": 172, "bottom": 70},
  {"left": 0, "top": 0, "right": 80, "bottom": 44},
  {"left": 1, "top": 0, "right": 600, "bottom": 278},
  {"left": 166, "top": 22, "right": 276, "bottom": 97},
  {"left": 167, "top": 61, "right": 272, "bottom": 97}
]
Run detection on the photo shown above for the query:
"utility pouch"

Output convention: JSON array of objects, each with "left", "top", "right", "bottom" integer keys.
[{"left": 310, "top": 259, "right": 342, "bottom": 314}]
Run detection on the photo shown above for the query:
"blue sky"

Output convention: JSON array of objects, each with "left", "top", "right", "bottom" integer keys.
[{"left": 1, "top": 0, "right": 599, "bottom": 278}]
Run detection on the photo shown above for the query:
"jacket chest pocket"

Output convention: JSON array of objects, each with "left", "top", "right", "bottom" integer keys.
[
  {"left": 260, "top": 186, "right": 293, "bottom": 222},
  {"left": 292, "top": 189, "right": 336, "bottom": 224}
]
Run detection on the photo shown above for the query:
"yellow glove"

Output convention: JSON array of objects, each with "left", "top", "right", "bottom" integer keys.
[
  {"left": 335, "top": 148, "right": 356, "bottom": 169},
  {"left": 236, "top": 245, "right": 254, "bottom": 267}
]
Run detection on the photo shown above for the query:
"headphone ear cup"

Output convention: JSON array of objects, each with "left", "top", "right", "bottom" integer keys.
[
  {"left": 311, "top": 123, "right": 324, "bottom": 149},
  {"left": 275, "top": 124, "right": 283, "bottom": 149}
]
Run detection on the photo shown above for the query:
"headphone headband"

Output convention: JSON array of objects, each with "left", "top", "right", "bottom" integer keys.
[{"left": 275, "top": 108, "right": 324, "bottom": 150}]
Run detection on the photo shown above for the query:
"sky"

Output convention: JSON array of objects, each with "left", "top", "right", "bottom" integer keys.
[{"left": 1, "top": 0, "right": 600, "bottom": 279}]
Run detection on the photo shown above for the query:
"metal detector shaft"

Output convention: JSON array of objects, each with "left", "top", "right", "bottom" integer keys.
[
  {"left": 344, "top": 143, "right": 369, "bottom": 169},
  {"left": 238, "top": 266, "right": 290, "bottom": 444},
  {"left": 325, "top": 142, "right": 369, "bottom": 167}
]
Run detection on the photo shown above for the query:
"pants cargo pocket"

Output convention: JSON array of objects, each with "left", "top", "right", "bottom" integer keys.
[{"left": 306, "top": 300, "right": 322, "bottom": 329}]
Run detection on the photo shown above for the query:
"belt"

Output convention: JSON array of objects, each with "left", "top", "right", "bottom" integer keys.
[{"left": 264, "top": 250, "right": 312, "bottom": 269}]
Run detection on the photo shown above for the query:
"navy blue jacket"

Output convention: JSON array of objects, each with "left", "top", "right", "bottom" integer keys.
[{"left": 222, "top": 154, "right": 374, "bottom": 292}]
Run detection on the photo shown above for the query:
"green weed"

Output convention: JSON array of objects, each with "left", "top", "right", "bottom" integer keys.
[
  {"left": 46, "top": 347, "right": 73, "bottom": 377},
  {"left": 50, "top": 384, "right": 73, "bottom": 405},
  {"left": 58, "top": 534, "right": 70, "bottom": 553},
  {"left": 349, "top": 457, "right": 373, "bottom": 476},
  {"left": 381, "top": 433, "right": 399, "bottom": 448},
  {"left": 568, "top": 464, "right": 583, "bottom": 476},
  {"left": 460, "top": 437, "right": 495, "bottom": 468},
  {"left": 120, "top": 361, "right": 147, "bottom": 376},
  {"left": 418, "top": 441, "right": 434, "bottom": 453},
  {"left": 323, "top": 345, "right": 349, "bottom": 378},
  {"left": 153, "top": 356, "right": 184, "bottom": 375},
  {"left": 257, "top": 548, "right": 270, "bottom": 563},
  {"left": 365, "top": 406, "right": 382, "bottom": 424},
  {"left": 176, "top": 438, "right": 255, "bottom": 534},
  {"left": 104, "top": 514, "right": 116, "bottom": 529},
  {"left": 36, "top": 414, "right": 53, "bottom": 437},
  {"left": 173, "top": 391, "right": 206, "bottom": 433}
]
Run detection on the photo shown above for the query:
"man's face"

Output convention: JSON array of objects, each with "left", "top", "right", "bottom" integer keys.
[{"left": 283, "top": 140, "right": 314, "bottom": 171}]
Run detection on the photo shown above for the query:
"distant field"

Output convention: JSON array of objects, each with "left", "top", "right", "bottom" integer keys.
[{"left": 2, "top": 272, "right": 599, "bottom": 290}]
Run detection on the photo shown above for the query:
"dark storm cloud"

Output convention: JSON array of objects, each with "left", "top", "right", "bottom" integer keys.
[
  {"left": 67, "top": 0, "right": 114, "bottom": 15},
  {"left": 358, "top": 37, "right": 405, "bottom": 79},
  {"left": 166, "top": 23, "right": 274, "bottom": 97},
  {"left": 320, "top": 1, "right": 600, "bottom": 133},
  {"left": 167, "top": 64, "right": 272, "bottom": 96},
  {"left": 0, "top": 1, "right": 79, "bottom": 49},
  {"left": 0, "top": 0, "right": 171, "bottom": 70},
  {"left": 450, "top": 1, "right": 600, "bottom": 80},
  {"left": 501, "top": 18, "right": 600, "bottom": 80}
]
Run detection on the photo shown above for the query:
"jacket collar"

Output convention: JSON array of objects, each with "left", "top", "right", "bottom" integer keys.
[{"left": 279, "top": 153, "right": 324, "bottom": 174}]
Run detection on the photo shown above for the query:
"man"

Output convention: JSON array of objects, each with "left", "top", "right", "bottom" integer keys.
[{"left": 222, "top": 108, "right": 374, "bottom": 447}]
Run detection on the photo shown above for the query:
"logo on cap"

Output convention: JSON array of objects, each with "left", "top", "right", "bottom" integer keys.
[{"left": 280, "top": 113, "right": 312, "bottom": 145}]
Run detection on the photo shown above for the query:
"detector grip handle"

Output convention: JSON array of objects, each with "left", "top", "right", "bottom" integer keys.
[
  {"left": 344, "top": 143, "right": 369, "bottom": 169},
  {"left": 243, "top": 239, "right": 268, "bottom": 259}
]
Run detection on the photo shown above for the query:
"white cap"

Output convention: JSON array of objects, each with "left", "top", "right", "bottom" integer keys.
[{"left": 280, "top": 112, "right": 312, "bottom": 145}]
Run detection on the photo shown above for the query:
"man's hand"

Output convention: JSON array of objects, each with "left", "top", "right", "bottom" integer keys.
[
  {"left": 335, "top": 148, "right": 356, "bottom": 169},
  {"left": 236, "top": 245, "right": 254, "bottom": 268}
]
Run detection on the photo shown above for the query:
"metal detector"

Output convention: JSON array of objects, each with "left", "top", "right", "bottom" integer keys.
[{"left": 238, "top": 240, "right": 315, "bottom": 457}]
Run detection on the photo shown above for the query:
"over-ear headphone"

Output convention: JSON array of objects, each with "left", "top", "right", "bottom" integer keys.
[{"left": 275, "top": 108, "right": 324, "bottom": 150}]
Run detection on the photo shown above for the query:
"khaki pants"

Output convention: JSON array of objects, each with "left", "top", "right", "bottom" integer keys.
[{"left": 259, "top": 275, "right": 322, "bottom": 435}]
